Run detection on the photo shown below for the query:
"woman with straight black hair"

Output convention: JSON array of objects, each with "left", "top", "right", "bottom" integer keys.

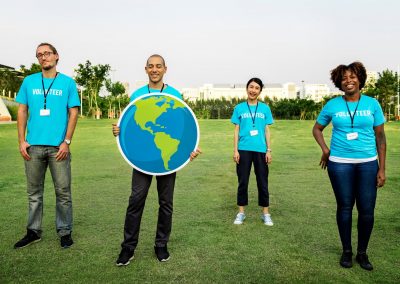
[{"left": 231, "top": 78, "right": 274, "bottom": 226}]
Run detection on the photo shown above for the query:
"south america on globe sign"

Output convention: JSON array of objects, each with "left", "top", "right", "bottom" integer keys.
[{"left": 117, "top": 93, "right": 199, "bottom": 175}]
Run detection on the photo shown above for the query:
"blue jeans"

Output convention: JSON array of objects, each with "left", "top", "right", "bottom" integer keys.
[
  {"left": 24, "top": 146, "right": 73, "bottom": 237},
  {"left": 327, "top": 160, "right": 378, "bottom": 253}
]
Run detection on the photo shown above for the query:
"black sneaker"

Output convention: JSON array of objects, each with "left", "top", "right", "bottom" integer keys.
[
  {"left": 154, "top": 246, "right": 170, "bottom": 262},
  {"left": 14, "top": 229, "right": 41, "bottom": 249},
  {"left": 356, "top": 252, "right": 373, "bottom": 271},
  {"left": 116, "top": 248, "right": 134, "bottom": 266},
  {"left": 60, "top": 234, "right": 74, "bottom": 248},
  {"left": 340, "top": 250, "right": 353, "bottom": 268}
]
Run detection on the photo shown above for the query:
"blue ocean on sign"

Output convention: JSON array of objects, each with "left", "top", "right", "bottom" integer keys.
[{"left": 118, "top": 94, "right": 199, "bottom": 175}]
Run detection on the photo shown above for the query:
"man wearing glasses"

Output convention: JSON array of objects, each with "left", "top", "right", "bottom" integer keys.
[{"left": 14, "top": 43, "right": 80, "bottom": 249}]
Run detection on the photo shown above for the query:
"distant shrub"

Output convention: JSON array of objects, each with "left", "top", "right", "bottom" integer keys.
[{"left": 7, "top": 105, "right": 18, "bottom": 121}]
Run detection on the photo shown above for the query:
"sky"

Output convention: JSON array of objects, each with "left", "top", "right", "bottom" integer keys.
[{"left": 2, "top": 0, "right": 399, "bottom": 92}]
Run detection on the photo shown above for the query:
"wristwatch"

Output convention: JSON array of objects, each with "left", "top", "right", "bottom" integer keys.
[{"left": 64, "top": 139, "right": 71, "bottom": 145}]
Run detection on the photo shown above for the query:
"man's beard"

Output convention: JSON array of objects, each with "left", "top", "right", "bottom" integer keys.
[{"left": 42, "top": 64, "right": 54, "bottom": 71}]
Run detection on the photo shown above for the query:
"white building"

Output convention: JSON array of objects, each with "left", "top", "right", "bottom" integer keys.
[
  {"left": 282, "top": 83, "right": 297, "bottom": 100},
  {"left": 182, "top": 82, "right": 303, "bottom": 102},
  {"left": 182, "top": 84, "right": 246, "bottom": 101},
  {"left": 264, "top": 84, "right": 283, "bottom": 100},
  {"left": 302, "top": 84, "right": 331, "bottom": 102},
  {"left": 201, "top": 84, "right": 246, "bottom": 100},
  {"left": 181, "top": 87, "right": 201, "bottom": 101}
]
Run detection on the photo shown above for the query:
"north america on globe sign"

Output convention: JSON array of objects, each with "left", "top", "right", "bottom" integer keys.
[{"left": 117, "top": 93, "right": 199, "bottom": 175}]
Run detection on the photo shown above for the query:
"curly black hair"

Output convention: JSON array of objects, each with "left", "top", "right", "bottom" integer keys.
[{"left": 330, "top": 62, "right": 367, "bottom": 91}]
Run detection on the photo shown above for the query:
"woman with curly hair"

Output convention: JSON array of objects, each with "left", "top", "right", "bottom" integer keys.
[{"left": 312, "top": 62, "right": 386, "bottom": 271}]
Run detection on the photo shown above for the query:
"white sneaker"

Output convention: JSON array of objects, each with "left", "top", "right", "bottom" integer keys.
[
  {"left": 233, "top": 212, "right": 246, "bottom": 225},
  {"left": 261, "top": 214, "right": 273, "bottom": 226}
]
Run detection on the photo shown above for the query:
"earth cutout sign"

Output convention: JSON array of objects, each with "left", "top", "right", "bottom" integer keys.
[{"left": 117, "top": 93, "right": 200, "bottom": 175}]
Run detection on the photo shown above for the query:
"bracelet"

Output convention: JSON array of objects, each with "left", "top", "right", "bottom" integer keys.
[{"left": 267, "top": 149, "right": 272, "bottom": 152}]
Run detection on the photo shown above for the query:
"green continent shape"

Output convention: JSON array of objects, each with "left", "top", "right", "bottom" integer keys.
[
  {"left": 132, "top": 96, "right": 186, "bottom": 170},
  {"left": 172, "top": 99, "right": 185, "bottom": 110},
  {"left": 134, "top": 97, "right": 172, "bottom": 134},
  {"left": 154, "top": 132, "right": 180, "bottom": 170}
]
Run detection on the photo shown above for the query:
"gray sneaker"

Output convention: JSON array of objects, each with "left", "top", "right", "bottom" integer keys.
[
  {"left": 233, "top": 212, "right": 246, "bottom": 225},
  {"left": 261, "top": 214, "right": 273, "bottom": 226}
]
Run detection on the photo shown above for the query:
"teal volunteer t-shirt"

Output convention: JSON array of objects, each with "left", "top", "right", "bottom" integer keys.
[
  {"left": 130, "top": 84, "right": 182, "bottom": 101},
  {"left": 231, "top": 101, "right": 274, "bottom": 153},
  {"left": 16, "top": 72, "right": 80, "bottom": 146},
  {"left": 316, "top": 95, "right": 385, "bottom": 159}
]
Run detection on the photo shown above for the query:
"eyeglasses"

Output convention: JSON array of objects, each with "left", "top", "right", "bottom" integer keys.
[{"left": 36, "top": 51, "right": 54, "bottom": 59}]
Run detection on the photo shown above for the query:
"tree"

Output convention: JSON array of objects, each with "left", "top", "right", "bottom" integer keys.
[
  {"left": 74, "top": 60, "right": 110, "bottom": 117},
  {"left": 1, "top": 63, "right": 42, "bottom": 98},
  {"left": 105, "top": 79, "right": 126, "bottom": 118},
  {"left": 20, "top": 63, "right": 42, "bottom": 77},
  {"left": 375, "top": 70, "right": 398, "bottom": 119},
  {"left": 0, "top": 68, "right": 22, "bottom": 97},
  {"left": 363, "top": 74, "right": 378, "bottom": 98}
]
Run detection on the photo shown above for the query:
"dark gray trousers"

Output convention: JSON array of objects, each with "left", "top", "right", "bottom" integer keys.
[
  {"left": 236, "top": 150, "right": 269, "bottom": 207},
  {"left": 121, "top": 169, "right": 176, "bottom": 251}
]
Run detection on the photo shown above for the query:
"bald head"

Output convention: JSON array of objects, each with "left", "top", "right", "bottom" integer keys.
[{"left": 146, "top": 54, "right": 166, "bottom": 67}]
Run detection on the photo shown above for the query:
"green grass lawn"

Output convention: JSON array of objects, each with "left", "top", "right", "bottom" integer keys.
[{"left": 0, "top": 119, "right": 399, "bottom": 283}]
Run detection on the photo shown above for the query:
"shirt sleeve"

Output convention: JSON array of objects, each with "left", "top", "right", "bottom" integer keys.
[
  {"left": 231, "top": 106, "right": 240, "bottom": 125},
  {"left": 168, "top": 86, "right": 183, "bottom": 99},
  {"left": 264, "top": 105, "right": 274, "bottom": 125},
  {"left": 15, "top": 78, "right": 28, "bottom": 105},
  {"left": 67, "top": 79, "right": 81, "bottom": 108},
  {"left": 373, "top": 99, "right": 385, "bottom": 127},
  {"left": 316, "top": 102, "right": 332, "bottom": 126},
  {"left": 130, "top": 86, "right": 146, "bottom": 102}
]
